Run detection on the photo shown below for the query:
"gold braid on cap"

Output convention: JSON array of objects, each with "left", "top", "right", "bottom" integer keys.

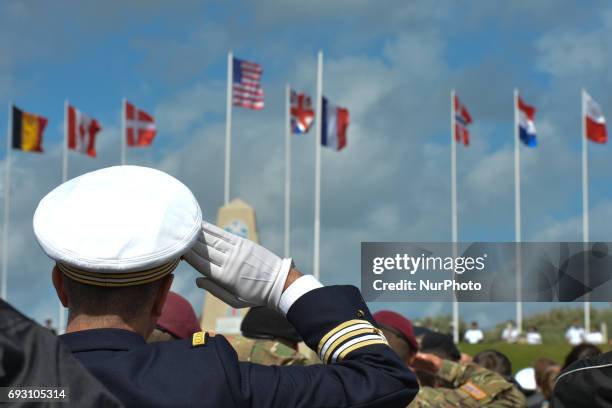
[{"left": 57, "top": 258, "right": 180, "bottom": 287}]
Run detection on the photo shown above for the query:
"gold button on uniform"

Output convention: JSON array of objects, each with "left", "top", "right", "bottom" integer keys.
[{"left": 356, "top": 309, "right": 365, "bottom": 318}]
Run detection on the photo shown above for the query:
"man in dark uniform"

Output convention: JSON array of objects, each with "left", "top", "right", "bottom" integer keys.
[{"left": 33, "top": 165, "right": 418, "bottom": 408}]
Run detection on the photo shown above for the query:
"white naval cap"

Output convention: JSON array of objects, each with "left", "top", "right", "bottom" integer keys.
[{"left": 33, "top": 165, "right": 202, "bottom": 287}]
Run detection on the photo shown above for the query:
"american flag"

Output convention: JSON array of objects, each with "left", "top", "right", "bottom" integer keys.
[{"left": 233, "top": 58, "right": 264, "bottom": 110}]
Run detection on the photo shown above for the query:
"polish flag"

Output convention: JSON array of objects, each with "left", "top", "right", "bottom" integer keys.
[
  {"left": 584, "top": 91, "right": 607, "bottom": 144},
  {"left": 67, "top": 104, "right": 102, "bottom": 157},
  {"left": 125, "top": 101, "right": 156, "bottom": 147}
]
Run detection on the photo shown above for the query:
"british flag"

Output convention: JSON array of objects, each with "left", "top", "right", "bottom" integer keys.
[
  {"left": 290, "top": 90, "right": 314, "bottom": 134},
  {"left": 233, "top": 58, "right": 264, "bottom": 110}
]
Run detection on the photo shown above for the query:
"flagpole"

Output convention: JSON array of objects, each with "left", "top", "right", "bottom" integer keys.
[
  {"left": 314, "top": 51, "right": 323, "bottom": 280},
  {"left": 224, "top": 51, "right": 233, "bottom": 205},
  {"left": 582, "top": 88, "right": 591, "bottom": 333},
  {"left": 514, "top": 88, "right": 523, "bottom": 334},
  {"left": 121, "top": 98, "right": 127, "bottom": 165},
  {"left": 450, "top": 89, "right": 459, "bottom": 344},
  {"left": 63, "top": 101, "right": 69, "bottom": 182},
  {"left": 285, "top": 84, "right": 291, "bottom": 258},
  {"left": 1, "top": 102, "right": 12, "bottom": 301},
  {"left": 59, "top": 100, "right": 69, "bottom": 334}
]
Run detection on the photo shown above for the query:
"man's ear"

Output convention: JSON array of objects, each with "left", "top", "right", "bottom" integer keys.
[
  {"left": 52, "top": 267, "right": 69, "bottom": 307},
  {"left": 153, "top": 274, "right": 174, "bottom": 317}
]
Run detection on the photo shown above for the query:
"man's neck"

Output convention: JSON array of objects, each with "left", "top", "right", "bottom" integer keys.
[{"left": 65, "top": 314, "right": 148, "bottom": 338}]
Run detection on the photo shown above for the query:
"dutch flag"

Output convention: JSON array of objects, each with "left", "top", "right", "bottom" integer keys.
[{"left": 518, "top": 96, "right": 537, "bottom": 147}]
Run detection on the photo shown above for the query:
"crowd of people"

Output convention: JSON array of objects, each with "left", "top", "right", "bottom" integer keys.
[
  {"left": 32, "top": 289, "right": 612, "bottom": 407},
  {"left": 2, "top": 165, "right": 612, "bottom": 407}
]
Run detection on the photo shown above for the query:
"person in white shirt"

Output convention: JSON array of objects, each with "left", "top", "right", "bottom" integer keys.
[
  {"left": 464, "top": 321, "right": 484, "bottom": 344},
  {"left": 565, "top": 321, "right": 585, "bottom": 345},
  {"left": 501, "top": 321, "right": 519, "bottom": 343},
  {"left": 526, "top": 326, "right": 542, "bottom": 345},
  {"left": 585, "top": 330, "right": 604, "bottom": 345}
]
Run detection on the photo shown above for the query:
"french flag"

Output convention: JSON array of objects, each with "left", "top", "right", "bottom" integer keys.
[
  {"left": 584, "top": 91, "right": 607, "bottom": 144},
  {"left": 321, "top": 96, "right": 349, "bottom": 151},
  {"left": 518, "top": 96, "right": 537, "bottom": 147}
]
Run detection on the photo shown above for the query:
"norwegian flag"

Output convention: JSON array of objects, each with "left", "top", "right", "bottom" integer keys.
[
  {"left": 67, "top": 104, "right": 101, "bottom": 157},
  {"left": 125, "top": 101, "right": 156, "bottom": 147},
  {"left": 290, "top": 90, "right": 314, "bottom": 134},
  {"left": 232, "top": 58, "right": 264, "bottom": 110},
  {"left": 454, "top": 95, "right": 472, "bottom": 146}
]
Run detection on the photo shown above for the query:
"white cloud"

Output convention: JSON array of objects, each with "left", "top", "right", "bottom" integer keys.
[{"left": 536, "top": 31, "right": 607, "bottom": 78}]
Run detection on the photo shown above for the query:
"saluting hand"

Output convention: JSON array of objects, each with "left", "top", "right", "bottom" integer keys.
[
  {"left": 183, "top": 222, "right": 293, "bottom": 312},
  {"left": 412, "top": 352, "right": 443, "bottom": 374}
]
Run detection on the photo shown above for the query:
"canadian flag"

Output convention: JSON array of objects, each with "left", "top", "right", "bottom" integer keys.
[
  {"left": 584, "top": 91, "right": 607, "bottom": 144},
  {"left": 125, "top": 101, "right": 156, "bottom": 147},
  {"left": 67, "top": 104, "right": 102, "bottom": 157}
]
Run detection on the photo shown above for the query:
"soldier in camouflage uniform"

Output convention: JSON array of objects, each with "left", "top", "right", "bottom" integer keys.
[
  {"left": 410, "top": 353, "right": 526, "bottom": 407},
  {"left": 227, "top": 306, "right": 314, "bottom": 366},
  {"left": 373, "top": 310, "right": 526, "bottom": 408}
]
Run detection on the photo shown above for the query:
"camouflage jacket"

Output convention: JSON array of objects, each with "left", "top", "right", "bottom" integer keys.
[
  {"left": 226, "top": 335, "right": 312, "bottom": 366},
  {"left": 409, "top": 360, "right": 526, "bottom": 407}
]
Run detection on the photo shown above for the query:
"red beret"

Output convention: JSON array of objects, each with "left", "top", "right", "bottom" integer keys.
[
  {"left": 157, "top": 291, "right": 201, "bottom": 340},
  {"left": 373, "top": 310, "right": 418, "bottom": 351}
]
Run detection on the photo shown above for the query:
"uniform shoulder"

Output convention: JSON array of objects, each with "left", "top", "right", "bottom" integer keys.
[
  {"left": 553, "top": 351, "right": 612, "bottom": 406},
  {"left": 424, "top": 361, "right": 523, "bottom": 407},
  {"left": 147, "top": 331, "right": 235, "bottom": 356}
]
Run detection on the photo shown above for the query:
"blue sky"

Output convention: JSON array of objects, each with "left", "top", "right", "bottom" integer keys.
[{"left": 3, "top": 0, "right": 612, "bottom": 329}]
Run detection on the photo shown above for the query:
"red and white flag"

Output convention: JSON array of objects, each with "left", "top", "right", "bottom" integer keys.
[
  {"left": 125, "top": 101, "right": 156, "bottom": 147},
  {"left": 584, "top": 91, "right": 607, "bottom": 144},
  {"left": 67, "top": 104, "right": 102, "bottom": 158}
]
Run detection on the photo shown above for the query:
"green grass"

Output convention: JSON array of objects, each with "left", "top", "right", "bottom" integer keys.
[{"left": 458, "top": 342, "right": 607, "bottom": 374}]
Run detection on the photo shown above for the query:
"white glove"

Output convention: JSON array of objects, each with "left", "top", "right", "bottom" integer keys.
[{"left": 183, "top": 222, "right": 293, "bottom": 311}]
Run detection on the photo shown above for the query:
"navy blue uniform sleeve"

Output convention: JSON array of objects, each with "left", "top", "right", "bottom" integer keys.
[{"left": 217, "top": 286, "right": 418, "bottom": 408}]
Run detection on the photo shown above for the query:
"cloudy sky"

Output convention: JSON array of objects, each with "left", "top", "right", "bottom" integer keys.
[{"left": 2, "top": 0, "right": 612, "bottom": 329}]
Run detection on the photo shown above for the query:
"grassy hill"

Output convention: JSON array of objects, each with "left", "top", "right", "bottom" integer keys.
[{"left": 416, "top": 307, "right": 612, "bottom": 373}]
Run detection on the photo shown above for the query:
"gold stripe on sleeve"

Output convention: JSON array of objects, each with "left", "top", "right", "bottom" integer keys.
[
  {"left": 317, "top": 319, "right": 371, "bottom": 355},
  {"left": 336, "top": 339, "right": 389, "bottom": 363}
]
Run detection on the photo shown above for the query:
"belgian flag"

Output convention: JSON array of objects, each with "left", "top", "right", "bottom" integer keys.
[{"left": 12, "top": 105, "right": 47, "bottom": 152}]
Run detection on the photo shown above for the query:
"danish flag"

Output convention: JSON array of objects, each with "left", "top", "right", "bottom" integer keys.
[
  {"left": 67, "top": 104, "right": 101, "bottom": 157},
  {"left": 125, "top": 101, "right": 156, "bottom": 147}
]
